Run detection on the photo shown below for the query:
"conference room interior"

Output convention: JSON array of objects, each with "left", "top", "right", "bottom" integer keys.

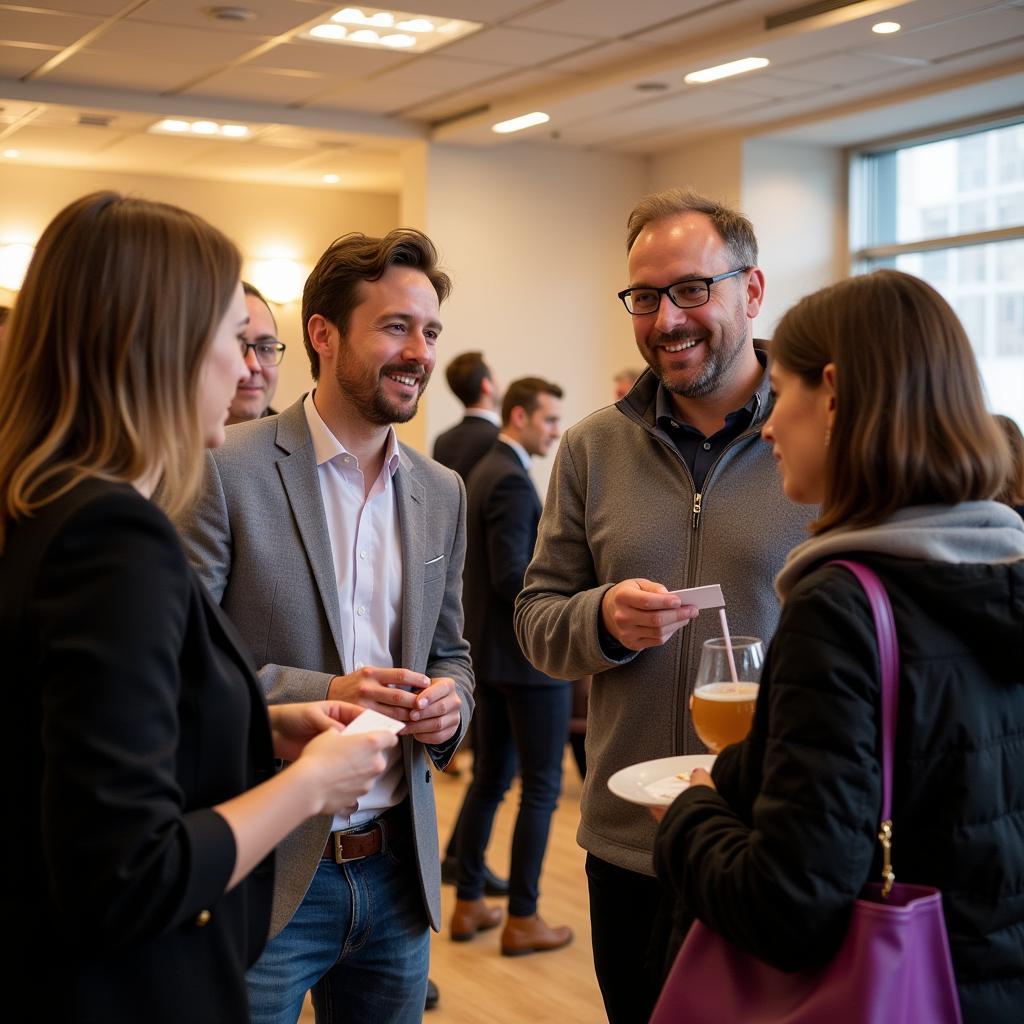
[{"left": 2, "top": 1, "right": 1021, "bottom": 1021}]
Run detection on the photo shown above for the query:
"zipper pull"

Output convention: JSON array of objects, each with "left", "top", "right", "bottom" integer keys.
[{"left": 691, "top": 491, "right": 702, "bottom": 529}]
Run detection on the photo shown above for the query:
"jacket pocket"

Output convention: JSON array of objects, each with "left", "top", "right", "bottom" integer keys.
[{"left": 423, "top": 554, "right": 445, "bottom": 583}]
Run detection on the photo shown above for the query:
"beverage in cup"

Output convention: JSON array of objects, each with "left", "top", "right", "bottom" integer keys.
[{"left": 690, "top": 635, "right": 764, "bottom": 754}]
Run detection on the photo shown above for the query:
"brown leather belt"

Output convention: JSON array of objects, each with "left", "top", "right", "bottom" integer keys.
[{"left": 322, "top": 816, "right": 389, "bottom": 864}]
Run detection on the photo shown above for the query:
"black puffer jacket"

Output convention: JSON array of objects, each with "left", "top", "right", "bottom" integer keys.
[{"left": 655, "top": 542, "right": 1024, "bottom": 1023}]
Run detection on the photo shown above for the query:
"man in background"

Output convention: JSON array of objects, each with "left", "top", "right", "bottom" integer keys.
[
  {"left": 451, "top": 377, "right": 573, "bottom": 957},
  {"left": 226, "top": 282, "right": 285, "bottom": 424},
  {"left": 433, "top": 351, "right": 502, "bottom": 479},
  {"left": 612, "top": 367, "right": 642, "bottom": 401}
]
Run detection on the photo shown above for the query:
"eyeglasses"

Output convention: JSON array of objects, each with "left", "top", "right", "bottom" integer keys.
[
  {"left": 239, "top": 340, "right": 287, "bottom": 367},
  {"left": 617, "top": 267, "right": 750, "bottom": 315}
]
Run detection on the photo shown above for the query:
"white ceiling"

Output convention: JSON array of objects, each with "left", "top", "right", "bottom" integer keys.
[{"left": 1, "top": 0, "right": 1021, "bottom": 191}]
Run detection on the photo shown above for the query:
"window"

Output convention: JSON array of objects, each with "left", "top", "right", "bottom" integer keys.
[{"left": 851, "top": 119, "right": 1024, "bottom": 426}]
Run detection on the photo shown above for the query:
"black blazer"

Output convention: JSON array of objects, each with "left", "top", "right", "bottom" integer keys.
[
  {"left": 1, "top": 479, "right": 275, "bottom": 1023},
  {"left": 463, "top": 441, "right": 558, "bottom": 686},
  {"left": 432, "top": 414, "right": 499, "bottom": 482}
]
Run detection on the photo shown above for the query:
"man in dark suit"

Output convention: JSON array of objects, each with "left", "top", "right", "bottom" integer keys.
[
  {"left": 432, "top": 349, "right": 508, "bottom": 897},
  {"left": 450, "top": 377, "right": 574, "bottom": 956},
  {"left": 432, "top": 351, "right": 501, "bottom": 480}
]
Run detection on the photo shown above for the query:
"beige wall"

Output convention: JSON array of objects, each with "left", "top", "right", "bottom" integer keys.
[
  {"left": 0, "top": 163, "right": 399, "bottom": 411},
  {"left": 423, "top": 142, "right": 649, "bottom": 496}
]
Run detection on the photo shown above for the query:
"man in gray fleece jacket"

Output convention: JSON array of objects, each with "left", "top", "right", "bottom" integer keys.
[{"left": 514, "top": 188, "right": 814, "bottom": 1024}]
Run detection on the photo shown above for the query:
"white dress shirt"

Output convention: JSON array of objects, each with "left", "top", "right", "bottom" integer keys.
[
  {"left": 304, "top": 391, "right": 406, "bottom": 829},
  {"left": 496, "top": 433, "right": 531, "bottom": 470}
]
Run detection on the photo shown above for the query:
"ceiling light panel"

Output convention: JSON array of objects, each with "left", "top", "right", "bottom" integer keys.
[
  {"left": 302, "top": 6, "right": 480, "bottom": 53},
  {"left": 149, "top": 118, "right": 252, "bottom": 139}
]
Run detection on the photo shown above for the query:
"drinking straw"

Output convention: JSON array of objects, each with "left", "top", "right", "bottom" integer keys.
[{"left": 719, "top": 607, "right": 739, "bottom": 685}]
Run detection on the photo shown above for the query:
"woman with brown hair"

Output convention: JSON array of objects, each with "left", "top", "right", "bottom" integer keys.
[
  {"left": 653, "top": 270, "right": 1024, "bottom": 1021},
  {"left": 993, "top": 413, "right": 1024, "bottom": 518},
  {"left": 0, "top": 192, "right": 396, "bottom": 1022}
]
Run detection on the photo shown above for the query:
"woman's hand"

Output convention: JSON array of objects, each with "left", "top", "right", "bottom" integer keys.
[
  {"left": 268, "top": 701, "right": 364, "bottom": 761},
  {"left": 292, "top": 728, "right": 398, "bottom": 817},
  {"left": 648, "top": 768, "right": 718, "bottom": 824}
]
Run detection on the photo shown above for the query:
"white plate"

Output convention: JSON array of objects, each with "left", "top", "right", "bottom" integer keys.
[{"left": 607, "top": 754, "right": 716, "bottom": 808}]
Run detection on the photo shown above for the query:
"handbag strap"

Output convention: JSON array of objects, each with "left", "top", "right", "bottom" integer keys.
[{"left": 824, "top": 560, "right": 899, "bottom": 896}]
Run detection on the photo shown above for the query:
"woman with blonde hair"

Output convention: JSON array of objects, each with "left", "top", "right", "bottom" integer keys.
[
  {"left": 0, "top": 192, "right": 396, "bottom": 1022},
  {"left": 653, "top": 269, "right": 1024, "bottom": 1021}
]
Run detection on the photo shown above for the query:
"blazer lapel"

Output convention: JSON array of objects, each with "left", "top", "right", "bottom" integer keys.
[
  {"left": 394, "top": 448, "right": 425, "bottom": 671},
  {"left": 275, "top": 405, "right": 347, "bottom": 667}
]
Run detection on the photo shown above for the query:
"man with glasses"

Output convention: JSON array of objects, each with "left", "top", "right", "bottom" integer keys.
[
  {"left": 227, "top": 282, "right": 286, "bottom": 424},
  {"left": 515, "top": 188, "right": 813, "bottom": 1024}
]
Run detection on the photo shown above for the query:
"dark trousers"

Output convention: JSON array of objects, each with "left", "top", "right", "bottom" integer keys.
[
  {"left": 586, "top": 853, "right": 663, "bottom": 1024},
  {"left": 456, "top": 679, "right": 571, "bottom": 917}
]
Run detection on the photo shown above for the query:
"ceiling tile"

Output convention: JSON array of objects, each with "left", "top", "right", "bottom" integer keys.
[
  {"left": 434, "top": 25, "right": 596, "bottom": 66},
  {"left": 0, "top": 8, "right": 104, "bottom": 46},
  {"left": 9, "top": 1, "right": 126, "bottom": 14},
  {"left": 860, "top": 9, "right": 1024, "bottom": 64},
  {"left": 388, "top": 1, "right": 540, "bottom": 21},
  {"left": 42, "top": 48, "right": 223, "bottom": 91},
  {"left": 509, "top": 0, "right": 708, "bottom": 38},
  {"left": 186, "top": 66, "right": 332, "bottom": 104},
  {"left": 127, "top": 0, "right": 323, "bottom": 37},
  {"left": 85, "top": 20, "right": 268, "bottom": 61},
  {"left": 775, "top": 53, "right": 907, "bottom": 87},
  {"left": 547, "top": 39, "right": 660, "bottom": 74},
  {"left": 310, "top": 54, "right": 502, "bottom": 113},
  {"left": 0, "top": 42, "right": 60, "bottom": 77},
  {"left": 403, "top": 66, "right": 578, "bottom": 120},
  {"left": 0, "top": 121, "right": 126, "bottom": 154},
  {"left": 243, "top": 39, "right": 407, "bottom": 77}
]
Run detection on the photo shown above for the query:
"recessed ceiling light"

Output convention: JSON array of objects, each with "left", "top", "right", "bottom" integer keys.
[
  {"left": 3, "top": 149, "right": 20, "bottom": 158},
  {"left": 204, "top": 6, "right": 256, "bottom": 21},
  {"left": 323, "top": 174, "right": 340, "bottom": 183},
  {"left": 305, "top": 7, "right": 479, "bottom": 52},
  {"left": 492, "top": 111, "right": 550, "bottom": 134},
  {"left": 872, "top": 21, "right": 901, "bottom": 34},
  {"left": 157, "top": 118, "right": 190, "bottom": 133},
  {"left": 191, "top": 120, "right": 219, "bottom": 135},
  {"left": 221, "top": 124, "right": 249, "bottom": 137},
  {"left": 685, "top": 57, "right": 769, "bottom": 84}
]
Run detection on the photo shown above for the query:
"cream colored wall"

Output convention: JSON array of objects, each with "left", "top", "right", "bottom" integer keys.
[
  {"left": 0, "top": 163, "right": 399, "bottom": 411},
  {"left": 422, "top": 142, "right": 649, "bottom": 497},
  {"left": 649, "top": 134, "right": 745, "bottom": 207}
]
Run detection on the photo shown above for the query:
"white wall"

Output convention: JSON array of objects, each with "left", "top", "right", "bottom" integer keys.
[
  {"left": 0, "top": 163, "right": 399, "bottom": 410},
  {"left": 423, "top": 142, "right": 649, "bottom": 496},
  {"left": 649, "top": 134, "right": 745, "bottom": 206}
]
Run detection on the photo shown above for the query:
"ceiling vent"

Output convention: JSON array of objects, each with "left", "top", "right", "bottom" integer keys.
[
  {"left": 765, "top": 0, "right": 869, "bottom": 31},
  {"left": 78, "top": 113, "right": 112, "bottom": 127}
]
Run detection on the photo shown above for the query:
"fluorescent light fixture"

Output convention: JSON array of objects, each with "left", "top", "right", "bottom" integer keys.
[
  {"left": 305, "top": 7, "right": 478, "bottom": 52},
  {"left": 191, "top": 120, "right": 219, "bottom": 135},
  {"left": 310, "top": 23, "right": 347, "bottom": 39},
  {"left": 2, "top": 149, "right": 20, "bottom": 158},
  {"left": 157, "top": 118, "right": 190, "bottom": 133},
  {"left": 333, "top": 8, "right": 393, "bottom": 27},
  {"left": 221, "top": 124, "right": 249, "bottom": 138},
  {"left": 684, "top": 57, "right": 769, "bottom": 84},
  {"left": 492, "top": 111, "right": 550, "bottom": 134},
  {"left": 149, "top": 118, "right": 253, "bottom": 139},
  {"left": 323, "top": 174, "right": 340, "bottom": 183},
  {"left": 872, "top": 21, "right": 901, "bottom": 34}
]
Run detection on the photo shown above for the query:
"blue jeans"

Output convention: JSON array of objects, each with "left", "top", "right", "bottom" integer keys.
[
  {"left": 246, "top": 815, "right": 430, "bottom": 1024},
  {"left": 456, "top": 679, "right": 572, "bottom": 917}
]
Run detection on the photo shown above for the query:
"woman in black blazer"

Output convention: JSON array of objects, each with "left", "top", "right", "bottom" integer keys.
[{"left": 0, "top": 193, "right": 397, "bottom": 1023}]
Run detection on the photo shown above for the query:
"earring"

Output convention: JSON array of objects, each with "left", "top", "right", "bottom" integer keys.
[{"left": 824, "top": 427, "right": 831, "bottom": 449}]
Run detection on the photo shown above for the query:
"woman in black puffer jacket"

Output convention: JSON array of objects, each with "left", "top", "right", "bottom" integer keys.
[{"left": 653, "top": 270, "right": 1024, "bottom": 1023}]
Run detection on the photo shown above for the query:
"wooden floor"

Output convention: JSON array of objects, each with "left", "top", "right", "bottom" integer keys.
[{"left": 300, "top": 750, "right": 606, "bottom": 1023}]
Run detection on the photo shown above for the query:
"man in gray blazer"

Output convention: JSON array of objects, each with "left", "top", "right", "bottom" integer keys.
[{"left": 180, "top": 228, "right": 473, "bottom": 1024}]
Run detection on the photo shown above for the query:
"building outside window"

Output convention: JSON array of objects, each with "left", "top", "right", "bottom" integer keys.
[{"left": 851, "top": 119, "right": 1024, "bottom": 424}]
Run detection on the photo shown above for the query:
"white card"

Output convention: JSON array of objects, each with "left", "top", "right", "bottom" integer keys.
[
  {"left": 343, "top": 708, "right": 406, "bottom": 736},
  {"left": 667, "top": 583, "right": 725, "bottom": 609}
]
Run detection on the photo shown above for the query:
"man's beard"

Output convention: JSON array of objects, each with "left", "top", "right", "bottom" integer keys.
[
  {"left": 334, "top": 358, "right": 431, "bottom": 426},
  {"left": 647, "top": 309, "right": 748, "bottom": 399}
]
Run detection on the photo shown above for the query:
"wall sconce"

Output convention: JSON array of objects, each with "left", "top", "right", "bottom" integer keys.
[
  {"left": 246, "top": 258, "right": 306, "bottom": 305},
  {"left": 0, "top": 242, "right": 35, "bottom": 292}
]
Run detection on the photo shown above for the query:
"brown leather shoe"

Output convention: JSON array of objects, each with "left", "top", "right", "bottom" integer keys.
[
  {"left": 500, "top": 913, "right": 573, "bottom": 956},
  {"left": 450, "top": 898, "right": 503, "bottom": 942}
]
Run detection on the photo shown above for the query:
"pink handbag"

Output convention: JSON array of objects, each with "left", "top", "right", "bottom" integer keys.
[{"left": 650, "top": 561, "right": 962, "bottom": 1024}]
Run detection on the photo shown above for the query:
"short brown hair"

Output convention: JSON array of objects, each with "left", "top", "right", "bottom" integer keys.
[
  {"left": 626, "top": 187, "right": 758, "bottom": 267},
  {"left": 0, "top": 191, "right": 240, "bottom": 549},
  {"left": 994, "top": 415, "right": 1024, "bottom": 507},
  {"left": 501, "top": 377, "right": 563, "bottom": 426},
  {"left": 446, "top": 351, "right": 491, "bottom": 407},
  {"left": 242, "top": 279, "right": 277, "bottom": 332},
  {"left": 772, "top": 269, "right": 1008, "bottom": 535},
  {"left": 302, "top": 228, "right": 451, "bottom": 379}
]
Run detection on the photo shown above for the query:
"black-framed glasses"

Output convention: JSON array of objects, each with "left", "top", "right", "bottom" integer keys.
[
  {"left": 617, "top": 267, "right": 751, "bottom": 315},
  {"left": 239, "top": 340, "right": 287, "bottom": 367}
]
